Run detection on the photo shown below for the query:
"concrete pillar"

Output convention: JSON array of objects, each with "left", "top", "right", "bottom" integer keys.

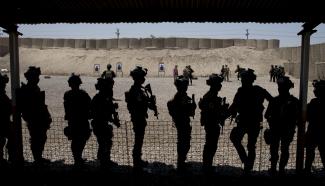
[
  {"left": 64, "top": 39, "right": 75, "bottom": 48},
  {"left": 268, "top": 39, "right": 280, "bottom": 49},
  {"left": 129, "top": 38, "right": 140, "bottom": 49},
  {"left": 75, "top": 39, "right": 86, "bottom": 48},
  {"left": 31, "top": 38, "right": 43, "bottom": 49},
  {"left": 86, "top": 39, "right": 96, "bottom": 49},
  {"left": 140, "top": 38, "right": 152, "bottom": 48},
  {"left": 54, "top": 39, "right": 65, "bottom": 48},
  {"left": 211, "top": 39, "right": 223, "bottom": 48},
  {"left": 234, "top": 39, "right": 247, "bottom": 46},
  {"left": 118, "top": 38, "right": 129, "bottom": 49},
  {"left": 20, "top": 38, "right": 32, "bottom": 48},
  {"left": 256, "top": 39, "right": 268, "bottom": 50},
  {"left": 188, "top": 38, "right": 199, "bottom": 49},
  {"left": 152, "top": 38, "right": 164, "bottom": 49},
  {"left": 246, "top": 39, "right": 257, "bottom": 48},
  {"left": 107, "top": 39, "right": 118, "bottom": 49},
  {"left": 176, "top": 38, "right": 188, "bottom": 48},
  {"left": 199, "top": 39, "right": 211, "bottom": 49},
  {"left": 164, "top": 38, "right": 176, "bottom": 48},
  {"left": 222, "top": 39, "right": 234, "bottom": 48}
]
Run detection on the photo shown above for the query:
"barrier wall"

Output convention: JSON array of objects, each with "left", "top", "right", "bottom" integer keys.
[
  {"left": 268, "top": 39, "right": 280, "bottom": 49},
  {"left": 20, "top": 38, "right": 32, "bottom": 48},
  {"left": 75, "top": 39, "right": 86, "bottom": 48},
  {"left": 96, "top": 39, "right": 107, "bottom": 49},
  {"left": 176, "top": 38, "right": 188, "bottom": 48},
  {"left": 164, "top": 38, "right": 176, "bottom": 48},
  {"left": 152, "top": 38, "right": 164, "bottom": 49},
  {"left": 188, "top": 38, "right": 199, "bottom": 49},
  {"left": 223, "top": 39, "right": 234, "bottom": 48},
  {"left": 234, "top": 39, "right": 247, "bottom": 46},
  {"left": 256, "top": 39, "right": 268, "bottom": 50},
  {"left": 44, "top": 39, "right": 55, "bottom": 48},
  {"left": 246, "top": 39, "right": 257, "bottom": 48},
  {"left": 199, "top": 39, "right": 211, "bottom": 49},
  {"left": 118, "top": 38, "right": 129, "bottom": 49},
  {"left": 64, "top": 39, "right": 75, "bottom": 48},
  {"left": 54, "top": 39, "right": 65, "bottom": 48},
  {"left": 86, "top": 39, "right": 96, "bottom": 49},
  {"left": 107, "top": 39, "right": 118, "bottom": 49},
  {"left": 211, "top": 39, "right": 223, "bottom": 48},
  {"left": 140, "top": 38, "right": 152, "bottom": 48},
  {"left": 31, "top": 38, "right": 43, "bottom": 49},
  {"left": 316, "top": 62, "right": 325, "bottom": 79},
  {"left": 310, "top": 44, "right": 321, "bottom": 62},
  {"left": 129, "top": 38, "right": 140, "bottom": 49}
]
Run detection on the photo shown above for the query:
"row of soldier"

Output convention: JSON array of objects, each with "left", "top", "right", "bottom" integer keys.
[{"left": 0, "top": 66, "right": 324, "bottom": 175}]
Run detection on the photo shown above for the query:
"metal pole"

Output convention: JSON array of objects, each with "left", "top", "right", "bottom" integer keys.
[
  {"left": 296, "top": 29, "right": 316, "bottom": 173},
  {"left": 5, "top": 25, "right": 24, "bottom": 165}
]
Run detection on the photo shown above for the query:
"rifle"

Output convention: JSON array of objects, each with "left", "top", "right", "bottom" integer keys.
[{"left": 144, "top": 84, "right": 159, "bottom": 119}]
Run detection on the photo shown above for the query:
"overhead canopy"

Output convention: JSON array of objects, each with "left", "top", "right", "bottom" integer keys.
[{"left": 0, "top": 0, "right": 324, "bottom": 27}]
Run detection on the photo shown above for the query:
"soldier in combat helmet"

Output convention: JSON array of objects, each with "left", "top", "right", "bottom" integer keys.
[
  {"left": 101, "top": 64, "right": 116, "bottom": 79},
  {"left": 17, "top": 66, "right": 52, "bottom": 164},
  {"left": 229, "top": 68, "right": 272, "bottom": 173},
  {"left": 91, "top": 77, "right": 120, "bottom": 169},
  {"left": 125, "top": 66, "right": 155, "bottom": 170},
  {"left": 63, "top": 73, "right": 92, "bottom": 167},
  {"left": 264, "top": 76, "right": 299, "bottom": 175},
  {"left": 304, "top": 80, "right": 325, "bottom": 174},
  {"left": 167, "top": 75, "right": 196, "bottom": 172},
  {"left": 199, "top": 74, "right": 229, "bottom": 173}
]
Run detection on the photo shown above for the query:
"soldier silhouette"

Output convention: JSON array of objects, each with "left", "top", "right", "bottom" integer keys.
[
  {"left": 125, "top": 66, "right": 150, "bottom": 169},
  {"left": 0, "top": 73, "right": 11, "bottom": 165},
  {"left": 199, "top": 74, "right": 229, "bottom": 173},
  {"left": 91, "top": 77, "right": 120, "bottom": 169},
  {"left": 17, "top": 66, "right": 52, "bottom": 164},
  {"left": 305, "top": 80, "right": 325, "bottom": 174},
  {"left": 264, "top": 76, "right": 299, "bottom": 175},
  {"left": 167, "top": 75, "right": 196, "bottom": 172},
  {"left": 229, "top": 68, "right": 272, "bottom": 173},
  {"left": 101, "top": 64, "right": 116, "bottom": 79},
  {"left": 63, "top": 73, "right": 92, "bottom": 167}
]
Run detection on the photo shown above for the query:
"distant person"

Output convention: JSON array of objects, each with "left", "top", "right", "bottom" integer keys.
[
  {"left": 269, "top": 65, "right": 275, "bottom": 82},
  {"left": 63, "top": 73, "right": 91, "bottom": 167},
  {"left": 173, "top": 65, "right": 178, "bottom": 82},
  {"left": 102, "top": 64, "right": 116, "bottom": 79},
  {"left": 264, "top": 76, "right": 299, "bottom": 175},
  {"left": 125, "top": 66, "right": 152, "bottom": 170},
  {"left": 0, "top": 73, "right": 11, "bottom": 165},
  {"left": 167, "top": 75, "right": 196, "bottom": 172},
  {"left": 199, "top": 74, "right": 229, "bottom": 173},
  {"left": 304, "top": 80, "right": 325, "bottom": 174},
  {"left": 17, "top": 66, "right": 52, "bottom": 164},
  {"left": 234, "top": 65, "right": 245, "bottom": 80},
  {"left": 221, "top": 65, "right": 225, "bottom": 79},
  {"left": 229, "top": 68, "right": 272, "bottom": 173},
  {"left": 225, "top": 65, "right": 230, "bottom": 82},
  {"left": 91, "top": 77, "right": 120, "bottom": 169}
]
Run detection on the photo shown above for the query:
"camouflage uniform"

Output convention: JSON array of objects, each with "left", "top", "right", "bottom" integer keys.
[
  {"left": 264, "top": 76, "right": 299, "bottom": 174},
  {"left": 199, "top": 74, "right": 228, "bottom": 172},
  {"left": 101, "top": 64, "right": 116, "bottom": 79},
  {"left": 229, "top": 69, "right": 272, "bottom": 172},
  {"left": 0, "top": 74, "right": 11, "bottom": 162},
  {"left": 17, "top": 67, "right": 52, "bottom": 163},
  {"left": 167, "top": 75, "right": 196, "bottom": 170},
  {"left": 91, "top": 77, "right": 119, "bottom": 168},
  {"left": 125, "top": 66, "right": 150, "bottom": 168},
  {"left": 63, "top": 74, "right": 91, "bottom": 165},
  {"left": 305, "top": 80, "right": 325, "bottom": 173}
]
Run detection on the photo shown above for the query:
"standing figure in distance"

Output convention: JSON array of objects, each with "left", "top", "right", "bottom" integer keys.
[
  {"left": 102, "top": 64, "right": 116, "bottom": 79},
  {"left": 0, "top": 73, "right": 11, "bottom": 165},
  {"left": 91, "top": 77, "right": 120, "bottom": 169},
  {"left": 229, "top": 68, "right": 272, "bottom": 173},
  {"left": 17, "top": 66, "right": 52, "bottom": 164},
  {"left": 199, "top": 74, "right": 229, "bottom": 173},
  {"left": 304, "top": 80, "right": 325, "bottom": 174},
  {"left": 173, "top": 65, "right": 179, "bottom": 83},
  {"left": 264, "top": 76, "right": 299, "bottom": 175},
  {"left": 167, "top": 75, "right": 196, "bottom": 172},
  {"left": 125, "top": 66, "right": 150, "bottom": 170},
  {"left": 63, "top": 73, "right": 92, "bottom": 167}
]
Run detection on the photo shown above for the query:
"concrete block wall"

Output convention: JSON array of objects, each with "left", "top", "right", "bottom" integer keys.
[
  {"left": 256, "top": 39, "right": 268, "bottom": 50},
  {"left": 211, "top": 39, "right": 223, "bottom": 48},
  {"left": 246, "top": 39, "right": 257, "bottom": 48},
  {"left": 107, "top": 39, "right": 118, "bottom": 49},
  {"left": 64, "top": 39, "right": 75, "bottom": 48},
  {"left": 75, "top": 39, "right": 86, "bottom": 48},
  {"left": 129, "top": 38, "right": 140, "bottom": 49},
  {"left": 316, "top": 62, "right": 325, "bottom": 79},
  {"left": 140, "top": 38, "right": 152, "bottom": 48},
  {"left": 199, "top": 39, "right": 211, "bottom": 49},
  {"left": 118, "top": 38, "right": 129, "bottom": 49},
  {"left": 223, "top": 39, "right": 234, "bottom": 48},
  {"left": 234, "top": 39, "right": 247, "bottom": 46},
  {"left": 176, "top": 38, "right": 188, "bottom": 48},
  {"left": 164, "top": 38, "right": 176, "bottom": 48},
  {"left": 152, "top": 38, "right": 164, "bottom": 49},
  {"left": 188, "top": 38, "right": 199, "bottom": 49},
  {"left": 97, "top": 39, "right": 107, "bottom": 49},
  {"left": 31, "top": 38, "right": 43, "bottom": 49}
]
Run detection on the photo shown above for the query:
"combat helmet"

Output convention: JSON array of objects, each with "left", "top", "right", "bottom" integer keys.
[
  {"left": 312, "top": 80, "right": 325, "bottom": 97},
  {"left": 0, "top": 73, "right": 9, "bottom": 85},
  {"left": 95, "top": 77, "right": 114, "bottom": 91},
  {"left": 240, "top": 68, "right": 256, "bottom": 81},
  {"left": 277, "top": 76, "right": 294, "bottom": 89},
  {"left": 206, "top": 73, "right": 224, "bottom": 86},
  {"left": 130, "top": 66, "right": 147, "bottom": 80},
  {"left": 68, "top": 73, "right": 82, "bottom": 86},
  {"left": 24, "top": 66, "right": 41, "bottom": 80},
  {"left": 107, "top": 64, "right": 112, "bottom": 69},
  {"left": 174, "top": 75, "right": 189, "bottom": 88}
]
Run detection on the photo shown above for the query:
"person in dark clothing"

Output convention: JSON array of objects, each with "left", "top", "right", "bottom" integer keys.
[
  {"left": 304, "top": 80, "right": 325, "bottom": 174},
  {"left": 101, "top": 64, "right": 116, "bottom": 79},
  {"left": 63, "top": 73, "right": 91, "bottom": 167},
  {"left": 0, "top": 73, "right": 11, "bottom": 165},
  {"left": 125, "top": 66, "right": 154, "bottom": 170},
  {"left": 91, "top": 77, "right": 120, "bottom": 169},
  {"left": 199, "top": 73, "right": 229, "bottom": 173},
  {"left": 17, "top": 66, "right": 52, "bottom": 164},
  {"left": 229, "top": 68, "right": 272, "bottom": 173},
  {"left": 264, "top": 76, "right": 299, "bottom": 175},
  {"left": 167, "top": 75, "right": 196, "bottom": 172}
]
